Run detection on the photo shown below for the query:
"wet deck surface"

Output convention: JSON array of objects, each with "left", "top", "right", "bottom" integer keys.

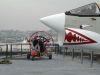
[{"left": 0, "top": 54, "right": 100, "bottom": 75}]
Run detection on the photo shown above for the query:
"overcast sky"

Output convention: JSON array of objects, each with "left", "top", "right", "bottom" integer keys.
[{"left": 0, "top": 0, "right": 99, "bottom": 31}]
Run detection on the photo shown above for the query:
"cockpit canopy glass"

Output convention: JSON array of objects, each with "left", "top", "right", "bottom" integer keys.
[{"left": 65, "top": 3, "right": 100, "bottom": 16}]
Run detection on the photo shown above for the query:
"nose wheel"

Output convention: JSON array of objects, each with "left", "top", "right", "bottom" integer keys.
[
  {"left": 27, "top": 53, "right": 31, "bottom": 59},
  {"left": 48, "top": 54, "right": 52, "bottom": 59}
]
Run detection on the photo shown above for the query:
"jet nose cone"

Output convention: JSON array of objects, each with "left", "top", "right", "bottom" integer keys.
[{"left": 40, "top": 13, "right": 65, "bottom": 31}]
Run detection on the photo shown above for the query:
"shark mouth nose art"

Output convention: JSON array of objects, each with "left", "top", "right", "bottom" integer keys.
[{"left": 64, "top": 28, "right": 97, "bottom": 45}]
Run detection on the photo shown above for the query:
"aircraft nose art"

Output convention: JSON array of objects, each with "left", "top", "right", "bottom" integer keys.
[{"left": 64, "top": 28, "right": 97, "bottom": 45}]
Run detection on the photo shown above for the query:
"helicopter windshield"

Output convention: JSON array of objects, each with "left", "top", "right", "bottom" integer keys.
[{"left": 65, "top": 3, "right": 100, "bottom": 16}]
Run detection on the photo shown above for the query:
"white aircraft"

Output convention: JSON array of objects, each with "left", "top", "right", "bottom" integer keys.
[{"left": 40, "top": 2, "right": 100, "bottom": 51}]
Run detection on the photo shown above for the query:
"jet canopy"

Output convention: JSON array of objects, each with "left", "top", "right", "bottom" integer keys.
[{"left": 65, "top": 3, "right": 100, "bottom": 16}]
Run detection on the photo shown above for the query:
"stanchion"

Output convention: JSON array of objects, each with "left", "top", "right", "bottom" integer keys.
[
  {"left": 81, "top": 50, "right": 83, "bottom": 64},
  {"left": 72, "top": 49, "right": 74, "bottom": 60},
  {"left": 6, "top": 44, "right": 8, "bottom": 58},
  {"left": 21, "top": 44, "right": 22, "bottom": 56},
  {"left": 10, "top": 44, "right": 12, "bottom": 58},
  {"left": 90, "top": 51, "right": 94, "bottom": 67}
]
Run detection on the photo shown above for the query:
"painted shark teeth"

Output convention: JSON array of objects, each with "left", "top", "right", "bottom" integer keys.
[{"left": 64, "top": 28, "right": 96, "bottom": 45}]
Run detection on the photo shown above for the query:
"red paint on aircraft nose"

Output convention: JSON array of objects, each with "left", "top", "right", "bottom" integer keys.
[
  {"left": 65, "top": 32, "right": 85, "bottom": 42},
  {"left": 65, "top": 32, "right": 73, "bottom": 42},
  {"left": 73, "top": 34, "right": 77, "bottom": 42},
  {"left": 64, "top": 28, "right": 97, "bottom": 45}
]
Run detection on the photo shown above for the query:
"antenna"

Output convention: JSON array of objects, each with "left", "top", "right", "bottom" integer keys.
[{"left": 80, "top": 24, "right": 92, "bottom": 29}]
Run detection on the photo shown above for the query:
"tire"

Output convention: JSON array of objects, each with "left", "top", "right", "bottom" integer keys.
[
  {"left": 49, "top": 54, "right": 52, "bottom": 59},
  {"left": 32, "top": 57, "right": 34, "bottom": 61},
  {"left": 27, "top": 53, "right": 31, "bottom": 59}
]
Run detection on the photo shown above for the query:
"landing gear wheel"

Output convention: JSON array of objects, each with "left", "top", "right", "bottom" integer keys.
[
  {"left": 27, "top": 53, "right": 31, "bottom": 59},
  {"left": 32, "top": 57, "right": 34, "bottom": 61},
  {"left": 49, "top": 54, "right": 52, "bottom": 59}
]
